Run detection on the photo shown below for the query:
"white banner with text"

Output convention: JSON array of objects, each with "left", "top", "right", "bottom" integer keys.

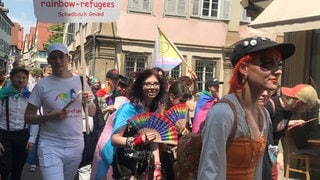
[{"left": 33, "top": 0, "right": 120, "bottom": 23}]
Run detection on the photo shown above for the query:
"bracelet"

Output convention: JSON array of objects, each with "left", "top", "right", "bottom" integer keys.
[
  {"left": 154, "top": 162, "right": 161, "bottom": 170},
  {"left": 126, "top": 137, "right": 134, "bottom": 148}
]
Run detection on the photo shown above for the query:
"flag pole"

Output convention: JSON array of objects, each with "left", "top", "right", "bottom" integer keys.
[{"left": 80, "top": 23, "right": 90, "bottom": 134}]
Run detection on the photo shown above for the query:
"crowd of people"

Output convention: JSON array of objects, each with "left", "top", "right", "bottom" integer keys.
[{"left": 0, "top": 37, "right": 319, "bottom": 180}]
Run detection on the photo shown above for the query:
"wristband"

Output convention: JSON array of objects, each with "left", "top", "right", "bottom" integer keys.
[
  {"left": 126, "top": 137, "right": 134, "bottom": 148},
  {"left": 154, "top": 162, "right": 162, "bottom": 170},
  {"left": 133, "top": 135, "right": 144, "bottom": 146}
]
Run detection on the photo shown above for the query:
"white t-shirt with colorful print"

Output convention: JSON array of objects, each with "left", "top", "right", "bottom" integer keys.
[{"left": 28, "top": 74, "right": 89, "bottom": 147}]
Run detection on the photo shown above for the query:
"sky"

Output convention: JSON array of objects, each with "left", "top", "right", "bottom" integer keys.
[{"left": 3, "top": 0, "right": 37, "bottom": 35}]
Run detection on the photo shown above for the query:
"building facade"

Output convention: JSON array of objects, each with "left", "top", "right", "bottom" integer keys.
[
  {"left": 24, "top": 22, "right": 52, "bottom": 68},
  {"left": 0, "top": 2, "right": 13, "bottom": 71},
  {"left": 65, "top": 0, "right": 279, "bottom": 96},
  {"left": 245, "top": 0, "right": 320, "bottom": 138}
]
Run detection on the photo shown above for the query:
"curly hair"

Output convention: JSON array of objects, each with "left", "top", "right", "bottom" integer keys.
[{"left": 128, "top": 69, "right": 166, "bottom": 112}]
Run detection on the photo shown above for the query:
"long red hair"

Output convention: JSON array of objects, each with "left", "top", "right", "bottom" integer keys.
[{"left": 228, "top": 55, "right": 251, "bottom": 93}]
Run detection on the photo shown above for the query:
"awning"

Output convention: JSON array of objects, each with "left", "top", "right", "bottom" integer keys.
[{"left": 249, "top": 0, "right": 320, "bottom": 33}]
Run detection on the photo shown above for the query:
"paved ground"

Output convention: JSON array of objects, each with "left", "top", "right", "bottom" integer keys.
[
  {"left": 20, "top": 163, "right": 319, "bottom": 180},
  {"left": 21, "top": 163, "right": 43, "bottom": 180}
]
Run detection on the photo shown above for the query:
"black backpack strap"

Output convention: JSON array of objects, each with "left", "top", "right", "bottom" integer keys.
[
  {"left": 79, "top": 76, "right": 84, "bottom": 90},
  {"left": 217, "top": 98, "right": 238, "bottom": 151},
  {"left": 5, "top": 96, "right": 9, "bottom": 131},
  {"left": 4, "top": 96, "right": 28, "bottom": 130},
  {"left": 79, "top": 75, "right": 85, "bottom": 106},
  {"left": 269, "top": 98, "right": 276, "bottom": 118}
]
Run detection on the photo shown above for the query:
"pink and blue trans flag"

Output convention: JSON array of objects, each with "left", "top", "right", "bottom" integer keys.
[
  {"left": 192, "top": 91, "right": 218, "bottom": 133},
  {"left": 90, "top": 102, "right": 143, "bottom": 180}
]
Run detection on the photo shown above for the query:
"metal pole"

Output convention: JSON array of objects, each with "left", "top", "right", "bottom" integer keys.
[{"left": 91, "top": 23, "right": 101, "bottom": 76}]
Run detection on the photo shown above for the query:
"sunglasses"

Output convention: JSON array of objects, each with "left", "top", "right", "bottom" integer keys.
[{"left": 257, "top": 56, "right": 283, "bottom": 71}]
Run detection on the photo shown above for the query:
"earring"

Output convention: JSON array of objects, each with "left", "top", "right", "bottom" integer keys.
[
  {"left": 241, "top": 74, "right": 248, "bottom": 85},
  {"left": 241, "top": 87, "right": 246, "bottom": 98},
  {"left": 241, "top": 74, "right": 248, "bottom": 98}
]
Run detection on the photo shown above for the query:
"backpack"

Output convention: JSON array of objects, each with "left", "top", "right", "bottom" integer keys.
[{"left": 173, "top": 98, "right": 238, "bottom": 180}]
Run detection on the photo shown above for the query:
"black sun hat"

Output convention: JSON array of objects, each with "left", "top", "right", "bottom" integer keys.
[
  {"left": 230, "top": 37, "right": 295, "bottom": 67},
  {"left": 205, "top": 78, "right": 223, "bottom": 88}
]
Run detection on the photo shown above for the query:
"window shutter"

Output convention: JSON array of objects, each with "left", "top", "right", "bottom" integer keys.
[
  {"left": 142, "top": 0, "right": 151, "bottom": 11},
  {"left": 240, "top": 6, "right": 251, "bottom": 22},
  {"left": 165, "top": 0, "right": 187, "bottom": 16},
  {"left": 192, "top": 0, "right": 201, "bottom": 16},
  {"left": 128, "top": 0, "right": 152, "bottom": 13},
  {"left": 219, "top": 0, "right": 231, "bottom": 20},
  {"left": 166, "top": 0, "right": 178, "bottom": 15},
  {"left": 128, "top": 0, "right": 140, "bottom": 10},
  {"left": 177, "top": 0, "right": 187, "bottom": 15}
]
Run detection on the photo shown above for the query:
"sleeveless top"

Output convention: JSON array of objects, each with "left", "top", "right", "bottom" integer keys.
[
  {"left": 226, "top": 104, "right": 267, "bottom": 179},
  {"left": 227, "top": 136, "right": 266, "bottom": 179}
]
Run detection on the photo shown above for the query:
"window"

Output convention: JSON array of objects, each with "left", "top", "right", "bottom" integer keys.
[
  {"left": 168, "top": 64, "right": 181, "bottom": 80},
  {"left": 66, "top": 23, "right": 76, "bottom": 45},
  {"left": 128, "top": 0, "right": 153, "bottom": 14},
  {"left": 124, "top": 54, "right": 148, "bottom": 77},
  {"left": 192, "top": 0, "right": 231, "bottom": 20},
  {"left": 240, "top": 6, "right": 251, "bottom": 23},
  {"left": 164, "top": 0, "right": 187, "bottom": 17},
  {"left": 202, "top": 0, "right": 219, "bottom": 17},
  {"left": 38, "top": 51, "right": 47, "bottom": 58},
  {"left": 195, "top": 58, "right": 216, "bottom": 91}
]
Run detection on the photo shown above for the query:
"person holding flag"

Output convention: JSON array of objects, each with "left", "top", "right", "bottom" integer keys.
[{"left": 24, "top": 43, "right": 96, "bottom": 180}]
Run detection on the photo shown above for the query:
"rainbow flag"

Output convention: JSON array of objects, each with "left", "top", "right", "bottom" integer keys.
[{"left": 152, "top": 27, "right": 183, "bottom": 71}]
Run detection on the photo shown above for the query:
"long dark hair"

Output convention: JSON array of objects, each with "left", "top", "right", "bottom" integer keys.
[{"left": 128, "top": 69, "right": 166, "bottom": 112}]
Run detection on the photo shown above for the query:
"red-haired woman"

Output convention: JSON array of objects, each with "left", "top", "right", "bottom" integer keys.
[{"left": 197, "top": 37, "right": 295, "bottom": 179}]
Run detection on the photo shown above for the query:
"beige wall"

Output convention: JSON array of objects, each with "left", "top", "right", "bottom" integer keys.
[
  {"left": 116, "top": 0, "right": 229, "bottom": 47},
  {"left": 67, "top": 0, "right": 279, "bottom": 95}
]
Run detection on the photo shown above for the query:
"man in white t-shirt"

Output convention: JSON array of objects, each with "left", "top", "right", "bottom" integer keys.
[{"left": 24, "top": 43, "right": 96, "bottom": 180}]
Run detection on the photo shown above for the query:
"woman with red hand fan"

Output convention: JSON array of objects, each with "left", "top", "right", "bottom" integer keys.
[
  {"left": 160, "top": 81, "right": 192, "bottom": 180},
  {"left": 110, "top": 69, "right": 166, "bottom": 180}
]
